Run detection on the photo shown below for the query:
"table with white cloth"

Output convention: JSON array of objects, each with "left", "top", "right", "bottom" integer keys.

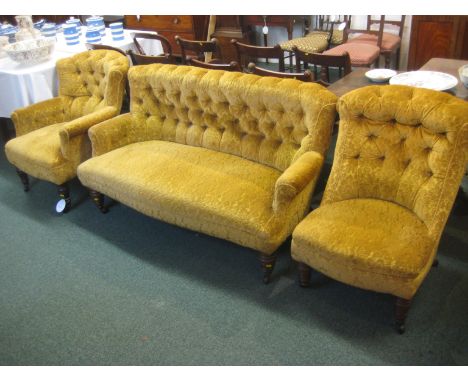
[{"left": 0, "top": 28, "right": 163, "bottom": 119}]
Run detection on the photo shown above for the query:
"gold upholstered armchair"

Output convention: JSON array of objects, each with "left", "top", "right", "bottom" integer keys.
[
  {"left": 291, "top": 85, "right": 468, "bottom": 333},
  {"left": 5, "top": 50, "right": 129, "bottom": 213}
]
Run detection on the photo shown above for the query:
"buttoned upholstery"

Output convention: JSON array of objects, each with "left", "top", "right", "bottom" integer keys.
[
  {"left": 78, "top": 64, "right": 337, "bottom": 254},
  {"left": 292, "top": 85, "right": 468, "bottom": 299},
  {"left": 5, "top": 50, "right": 129, "bottom": 185},
  {"left": 280, "top": 31, "right": 330, "bottom": 54}
]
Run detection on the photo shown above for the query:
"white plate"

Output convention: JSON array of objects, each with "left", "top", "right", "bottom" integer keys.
[
  {"left": 365, "top": 69, "right": 397, "bottom": 83},
  {"left": 389, "top": 71, "right": 458, "bottom": 91}
]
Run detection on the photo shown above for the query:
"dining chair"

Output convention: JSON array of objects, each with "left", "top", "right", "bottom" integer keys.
[
  {"left": 175, "top": 36, "right": 222, "bottom": 65},
  {"left": 247, "top": 63, "right": 312, "bottom": 82},
  {"left": 323, "top": 16, "right": 383, "bottom": 68},
  {"left": 293, "top": 48, "right": 351, "bottom": 87},
  {"left": 85, "top": 43, "right": 128, "bottom": 57},
  {"left": 231, "top": 39, "right": 286, "bottom": 72},
  {"left": 131, "top": 32, "right": 173, "bottom": 57},
  {"left": 291, "top": 85, "right": 468, "bottom": 333},
  {"left": 346, "top": 16, "right": 406, "bottom": 69},
  {"left": 128, "top": 50, "right": 176, "bottom": 65},
  {"left": 188, "top": 58, "right": 241, "bottom": 72}
]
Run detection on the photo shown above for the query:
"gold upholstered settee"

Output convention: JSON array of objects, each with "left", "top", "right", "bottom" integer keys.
[
  {"left": 291, "top": 85, "right": 468, "bottom": 332},
  {"left": 77, "top": 64, "right": 338, "bottom": 282},
  {"left": 5, "top": 50, "right": 129, "bottom": 212}
]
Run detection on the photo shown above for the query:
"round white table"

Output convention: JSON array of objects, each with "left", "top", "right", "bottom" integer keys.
[{"left": 0, "top": 28, "right": 163, "bottom": 118}]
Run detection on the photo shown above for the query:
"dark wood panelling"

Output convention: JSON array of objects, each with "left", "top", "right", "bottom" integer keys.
[{"left": 408, "top": 16, "right": 468, "bottom": 70}]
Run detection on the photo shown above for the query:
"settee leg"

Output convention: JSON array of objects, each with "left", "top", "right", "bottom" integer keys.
[
  {"left": 16, "top": 169, "right": 29, "bottom": 192},
  {"left": 297, "top": 262, "right": 311, "bottom": 288},
  {"left": 395, "top": 297, "right": 412, "bottom": 334},
  {"left": 56, "top": 183, "right": 71, "bottom": 214},
  {"left": 259, "top": 253, "right": 276, "bottom": 284},
  {"left": 432, "top": 258, "right": 439, "bottom": 267},
  {"left": 89, "top": 189, "right": 108, "bottom": 214}
]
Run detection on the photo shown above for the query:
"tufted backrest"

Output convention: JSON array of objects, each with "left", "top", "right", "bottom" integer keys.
[
  {"left": 128, "top": 64, "right": 337, "bottom": 171},
  {"left": 57, "top": 50, "right": 129, "bottom": 120},
  {"left": 323, "top": 85, "right": 468, "bottom": 238}
]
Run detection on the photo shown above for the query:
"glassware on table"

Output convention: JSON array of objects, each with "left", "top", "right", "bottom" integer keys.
[
  {"left": 15, "top": 15, "right": 40, "bottom": 42},
  {"left": 458, "top": 64, "right": 468, "bottom": 88},
  {"left": 109, "top": 22, "right": 124, "bottom": 41}
]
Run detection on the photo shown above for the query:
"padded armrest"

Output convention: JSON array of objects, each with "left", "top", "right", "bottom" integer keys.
[
  {"left": 273, "top": 151, "right": 324, "bottom": 213},
  {"left": 87, "top": 113, "right": 135, "bottom": 157},
  {"left": 11, "top": 97, "right": 67, "bottom": 137},
  {"left": 59, "top": 106, "right": 119, "bottom": 160}
]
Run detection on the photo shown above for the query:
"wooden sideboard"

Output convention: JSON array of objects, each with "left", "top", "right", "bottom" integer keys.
[
  {"left": 408, "top": 15, "right": 468, "bottom": 70},
  {"left": 124, "top": 16, "right": 209, "bottom": 54}
]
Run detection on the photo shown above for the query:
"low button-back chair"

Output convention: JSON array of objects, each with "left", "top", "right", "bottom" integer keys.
[
  {"left": 4, "top": 50, "right": 129, "bottom": 213},
  {"left": 291, "top": 85, "right": 468, "bottom": 333}
]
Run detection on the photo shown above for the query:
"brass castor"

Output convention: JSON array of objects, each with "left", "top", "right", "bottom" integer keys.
[
  {"left": 89, "top": 189, "right": 109, "bottom": 214},
  {"left": 259, "top": 253, "right": 276, "bottom": 284}
]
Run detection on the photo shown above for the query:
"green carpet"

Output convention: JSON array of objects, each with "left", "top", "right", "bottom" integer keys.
[{"left": 0, "top": 140, "right": 467, "bottom": 365}]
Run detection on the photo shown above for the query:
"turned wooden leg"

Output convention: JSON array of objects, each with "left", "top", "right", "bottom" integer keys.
[
  {"left": 395, "top": 297, "right": 412, "bottom": 334},
  {"left": 89, "top": 189, "right": 108, "bottom": 214},
  {"left": 298, "top": 262, "right": 311, "bottom": 288},
  {"left": 259, "top": 253, "right": 276, "bottom": 284},
  {"left": 57, "top": 183, "right": 71, "bottom": 213},
  {"left": 16, "top": 169, "right": 29, "bottom": 192},
  {"left": 432, "top": 258, "right": 439, "bottom": 267}
]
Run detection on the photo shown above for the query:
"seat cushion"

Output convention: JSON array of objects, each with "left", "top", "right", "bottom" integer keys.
[
  {"left": 292, "top": 199, "right": 434, "bottom": 296},
  {"left": 349, "top": 32, "right": 401, "bottom": 52},
  {"left": 4, "top": 122, "right": 76, "bottom": 185},
  {"left": 323, "top": 43, "right": 380, "bottom": 66},
  {"left": 78, "top": 140, "right": 308, "bottom": 254},
  {"left": 280, "top": 31, "right": 330, "bottom": 53}
]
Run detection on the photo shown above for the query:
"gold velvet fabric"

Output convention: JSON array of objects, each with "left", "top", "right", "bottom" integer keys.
[
  {"left": 77, "top": 64, "right": 337, "bottom": 254},
  {"left": 5, "top": 50, "right": 129, "bottom": 185},
  {"left": 292, "top": 85, "right": 468, "bottom": 299}
]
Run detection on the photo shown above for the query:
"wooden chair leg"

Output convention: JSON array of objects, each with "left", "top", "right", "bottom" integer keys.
[
  {"left": 384, "top": 53, "right": 391, "bottom": 69},
  {"left": 298, "top": 262, "right": 311, "bottom": 287},
  {"left": 259, "top": 252, "right": 276, "bottom": 284},
  {"left": 395, "top": 297, "right": 412, "bottom": 334},
  {"left": 89, "top": 189, "right": 108, "bottom": 214},
  {"left": 16, "top": 169, "right": 29, "bottom": 192},
  {"left": 57, "top": 183, "right": 71, "bottom": 213}
]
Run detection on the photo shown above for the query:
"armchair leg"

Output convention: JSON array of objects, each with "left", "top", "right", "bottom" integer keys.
[
  {"left": 432, "top": 258, "right": 439, "bottom": 267},
  {"left": 89, "top": 189, "right": 108, "bottom": 214},
  {"left": 395, "top": 297, "right": 412, "bottom": 334},
  {"left": 16, "top": 169, "right": 29, "bottom": 192},
  {"left": 57, "top": 183, "right": 71, "bottom": 214},
  {"left": 297, "top": 262, "right": 311, "bottom": 287},
  {"left": 259, "top": 252, "right": 276, "bottom": 284}
]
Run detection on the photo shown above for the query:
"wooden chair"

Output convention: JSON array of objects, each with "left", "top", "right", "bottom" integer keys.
[
  {"left": 293, "top": 47, "right": 351, "bottom": 87},
  {"left": 85, "top": 43, "right": 128, "bottom": 57},
  {"left": 131, "top": 32, "right": 173, "bottom": 56},
  {"left": 175, "top": 36, "right": 221, "bottom": 65},
  {"left": 231, "top": 39, "right": 286, "bottom": 72},
  {"left": 347, "top": 16, "right": 406, "bottom": 69},
  {"left": 188, "top": 58, "right": 241, "bottom": 72},
  {"left": 323, "top": 17, "right": 384, "bottom": 68},
  {"left": 128, "top": 51, "right": 176, "bottom": 65},
  {"left": 247, "top": 63, "right": 312, "bottom": 82}
]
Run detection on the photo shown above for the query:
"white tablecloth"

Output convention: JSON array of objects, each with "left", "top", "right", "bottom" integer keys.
[{"left": 0, "top": 29, "right": 163, "bottom": 118}]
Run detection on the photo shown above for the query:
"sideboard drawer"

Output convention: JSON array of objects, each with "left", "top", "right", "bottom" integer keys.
[{"left": 125, "top": 15, "right": 194, "bottom": 32}]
